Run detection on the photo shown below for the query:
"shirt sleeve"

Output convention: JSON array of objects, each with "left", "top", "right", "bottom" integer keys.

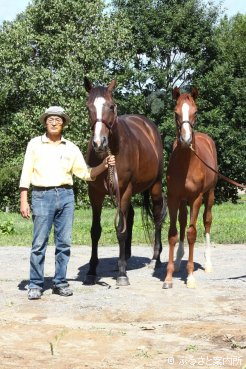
[
  {"left": 72, "top": 146, "right": 95, "bottom": 181},
  {"left": 19, "top": 141, "right": 35, "bottom": 188}
]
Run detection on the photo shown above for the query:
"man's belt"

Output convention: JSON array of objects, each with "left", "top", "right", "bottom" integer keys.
[{"left": 32, "top": 185, "right": 73, "bottom": 191}]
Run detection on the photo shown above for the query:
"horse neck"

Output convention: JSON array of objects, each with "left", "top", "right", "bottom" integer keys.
[{"left": 108, "top": 118, "right": 120, "bottom": 154}]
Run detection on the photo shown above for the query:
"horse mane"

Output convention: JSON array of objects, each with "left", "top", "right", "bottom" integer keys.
[{"left": 89, "top": 86, "right": 114, "bottom": 100}]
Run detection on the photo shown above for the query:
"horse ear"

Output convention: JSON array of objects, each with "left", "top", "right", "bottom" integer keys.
[
  {"left": 173, "top": 87, "right": 180, "bottom": 100},
  {"left": 108, "top": 79, "right": 116, "bottom": 93},
  {"left": 191, "top": 87, "right": 198, "bottom": 100},
  {"left": 84, "top": 77, "right": 92, "bottom": 92}
]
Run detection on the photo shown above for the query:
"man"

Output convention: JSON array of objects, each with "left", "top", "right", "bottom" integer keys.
[{"left": 20, "top": 106, "right": 115, "bottom": 300}]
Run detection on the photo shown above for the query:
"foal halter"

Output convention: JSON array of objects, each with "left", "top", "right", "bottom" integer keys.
[{"left": 176, "top": 119, "right": 195, "bottom": 131}]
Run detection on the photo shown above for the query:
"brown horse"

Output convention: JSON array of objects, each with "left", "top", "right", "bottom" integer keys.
[
  {"left": 83, "top": 77, "right": 166, "bottom": 286},
  {"left": 163, "top": 87, "right": 218, "bottom": 289}
]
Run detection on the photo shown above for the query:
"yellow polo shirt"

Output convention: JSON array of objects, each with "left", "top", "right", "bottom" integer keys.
[{"left": 19, "top": 134, "right": 94, "bottom": 188}]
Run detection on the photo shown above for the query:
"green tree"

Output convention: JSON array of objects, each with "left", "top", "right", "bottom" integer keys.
[
  {"left": 194, "top": 14, "right": 246, "bottom": 201},
  {"left": 0, "top": 0, "right": 132, "bottom": 210},
  {"left": 0, "top": 0, "right": 244, "bottom": 209}
]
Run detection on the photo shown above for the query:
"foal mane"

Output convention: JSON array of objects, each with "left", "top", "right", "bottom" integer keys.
[{"left": 178, "top": 93, "right": 195, "bottom": 104}]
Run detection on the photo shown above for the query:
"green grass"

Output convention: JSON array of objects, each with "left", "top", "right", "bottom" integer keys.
[{"left": 0, "top": 196, "right": 245, "bottom": 246}]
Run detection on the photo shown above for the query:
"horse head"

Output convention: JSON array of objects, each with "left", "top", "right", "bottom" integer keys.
[
  {"left": 84, "top": 77, "right": 117, "bottom": 153},
  {"left": 173, "top": 87, "right": 198, "bottom": 147}
]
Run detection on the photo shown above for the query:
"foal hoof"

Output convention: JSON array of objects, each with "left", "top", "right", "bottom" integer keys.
[
  {"left": 83, "top": 275, "right": 97, "bottom": 285},
  {"left": 205, "top": 265, "right": 213, "bottom": 273},
  {"left": 116, "top": 276, "right": 130, "bottom": 286},
  {"left": 162, "top": 282, "right": 173, "bottom": 289},
  {"left": 186, "top": 280, "right": 196, "bottom": 289}
]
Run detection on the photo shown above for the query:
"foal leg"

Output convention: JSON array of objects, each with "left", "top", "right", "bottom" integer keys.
[
  {"left": 163, "top": 196, "right": 179, "bottom": 289},
  {"left": 84, "top": 189, "right": 104, "bottom": 285},
  {"left": 186, "top": 195, "right": 202, "bottom": 289},
  {"left": 174, "top": 200, "right": 187, "bottom": 272},
  {"left": 203, "top": 189, "right": 215, "bottom": 273}
]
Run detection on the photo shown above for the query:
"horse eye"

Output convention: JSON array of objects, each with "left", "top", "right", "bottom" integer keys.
[{"left": 109, "top": 105, "right": 115, "bottom": 111}]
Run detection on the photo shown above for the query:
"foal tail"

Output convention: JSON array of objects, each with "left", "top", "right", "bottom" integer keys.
[{"left": 141, "top": 190, "right": 166, "bottom": 244}]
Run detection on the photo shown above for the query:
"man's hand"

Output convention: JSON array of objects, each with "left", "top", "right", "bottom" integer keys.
[
  {"left": 104, "top": 155, "right": 116, "bottom": 168},
  {"left": 20, "top": 200, "right": 30, "bottom": 219},
  {"left": 20, "top": 188, "right": 30, "bottom": 219}
]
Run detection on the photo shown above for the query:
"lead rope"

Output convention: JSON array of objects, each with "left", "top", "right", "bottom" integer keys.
[
  {"left": 189, "top": 144, "right": 246, "bottom": 189},
  {"left": 106, "top": 147, "right": 126, "bottom": 233}
]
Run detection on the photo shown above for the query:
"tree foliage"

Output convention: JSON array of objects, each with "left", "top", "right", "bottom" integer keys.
[
  {"left": 194, "top": 14, "right": 246, "bottom": 202},
  {"left": 0, "top": 0, "right": 245, "bottom": 210},
  {"left": 0, "top": 0, "right": 132, "bottom": 210}
]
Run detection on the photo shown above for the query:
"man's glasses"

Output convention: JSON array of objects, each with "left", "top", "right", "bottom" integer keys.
[{"left": 46, "top": 117, "right": 63, "bottom": 125}]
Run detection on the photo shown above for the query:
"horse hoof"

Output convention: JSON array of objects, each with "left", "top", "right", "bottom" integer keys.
[
  {"left": 83, "top": 275, "right": 97, "bottom": 285},
  {"left": 116, "top": 276, "right": 130, "bottom": 286},
  {"left": 162, "top": 282, "right": 173, "bottom": 289}
]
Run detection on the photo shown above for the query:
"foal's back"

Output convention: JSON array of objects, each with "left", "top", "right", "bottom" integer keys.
[{"left": 167, "top": 132, "right": 217, "bottom": 201}]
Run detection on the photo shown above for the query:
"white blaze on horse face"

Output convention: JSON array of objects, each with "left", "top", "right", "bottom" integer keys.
[
  {"left": 93, "top": 97, "right": 106, "bottom": 144},
  {"left": 181, "top": 102, "right": 192, "bottom": 142}
]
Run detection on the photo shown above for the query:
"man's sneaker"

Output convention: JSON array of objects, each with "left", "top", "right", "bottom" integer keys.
[
  {"left": 28, "top": 288, "right": 42, "bottom": 300},
  {"left": 52, "top": 285, "right": 73, "bottom": 297}
]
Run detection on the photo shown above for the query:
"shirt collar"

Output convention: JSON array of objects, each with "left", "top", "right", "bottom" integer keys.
[{"left": 41, "top": 134, "right": 67, "bottom": 144}]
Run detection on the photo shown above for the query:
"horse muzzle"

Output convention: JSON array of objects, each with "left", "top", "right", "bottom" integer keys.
[
  {"left": 179, "top": 135, "right": 192, "bottom": 147},
  {"left": 92, "top": 136, "right": 108, "bottom": 152}
]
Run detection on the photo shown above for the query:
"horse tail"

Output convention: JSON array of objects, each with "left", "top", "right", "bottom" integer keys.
[
  {"left": 141, "top": 190, "right": 155, "bottom": 245},
  {"left": 141, "top": 190, "right": 167, "bottom": 245}
]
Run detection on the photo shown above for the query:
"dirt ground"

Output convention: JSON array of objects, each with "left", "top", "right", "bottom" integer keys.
[{"left": 0, "top": 243, "right": 245, "bottom": 369}]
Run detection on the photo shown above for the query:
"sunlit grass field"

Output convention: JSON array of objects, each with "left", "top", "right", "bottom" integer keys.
[{"left": 0, "top": 195, "right": 245, "bottom": 246}]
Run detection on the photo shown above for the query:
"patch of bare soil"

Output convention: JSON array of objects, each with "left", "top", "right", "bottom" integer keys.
[{"left": 0, "top": 244, "right": 245, "bottom": 369}]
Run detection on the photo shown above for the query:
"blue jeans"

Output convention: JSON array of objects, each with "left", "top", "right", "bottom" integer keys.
[{"left": 29, "top": 188, "right": 74, "bottom": 289}]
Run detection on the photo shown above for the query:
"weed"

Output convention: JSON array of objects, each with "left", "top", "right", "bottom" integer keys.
[{"left": 48, "top": 329, "right": 66, "bottom": 356}]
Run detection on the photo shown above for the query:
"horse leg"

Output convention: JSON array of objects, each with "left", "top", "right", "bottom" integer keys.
[
  {"left": 84, "top": 190, "right": 104, "bottom": 285},
  {"left": 116, "top": 209, "right": 130, "bottom": 286},
  {"left": 125, "top": 203, "right": 134, "bottom": 260},
  {"left": 116, "top": 188, "right": 132, "bottom": 286},
  {"left": 163, "top": 196, "right": 179, "bottom": 289},
  {"left": 149, "top": 182, "right": 166, "bottom": 268},
  {"left": 186, "top": 195, "right": 202, "bottom": 288},
  {"left": 203, "top": 189, "right": 215, "bottom": 273},
  {"left": 174, "top": 200, "right": 187, "bottom": 272}
]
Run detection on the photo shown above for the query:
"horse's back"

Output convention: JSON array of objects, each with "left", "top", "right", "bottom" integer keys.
[
  {"left": 119, "top": 113, "right": 163, "bottom": 162},
  {"left": 119, "top": 114, "right": 161, "bottom": 141},
  {"left": 117, "top": 114, "right": 163, "bottom": 191}
]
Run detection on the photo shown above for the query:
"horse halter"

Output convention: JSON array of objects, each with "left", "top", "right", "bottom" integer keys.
[
  {"left": 90, "top": 104, "right": 117, "bottom": 132},
  {"left": 91, "top": 117, "right": 116, "bottom": 131},
  {"left": 176, "top": 116, "right": 197, "bottom": 145},
  {"left": 176, "top": 117, "right": 196, "bottom": 131}
]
